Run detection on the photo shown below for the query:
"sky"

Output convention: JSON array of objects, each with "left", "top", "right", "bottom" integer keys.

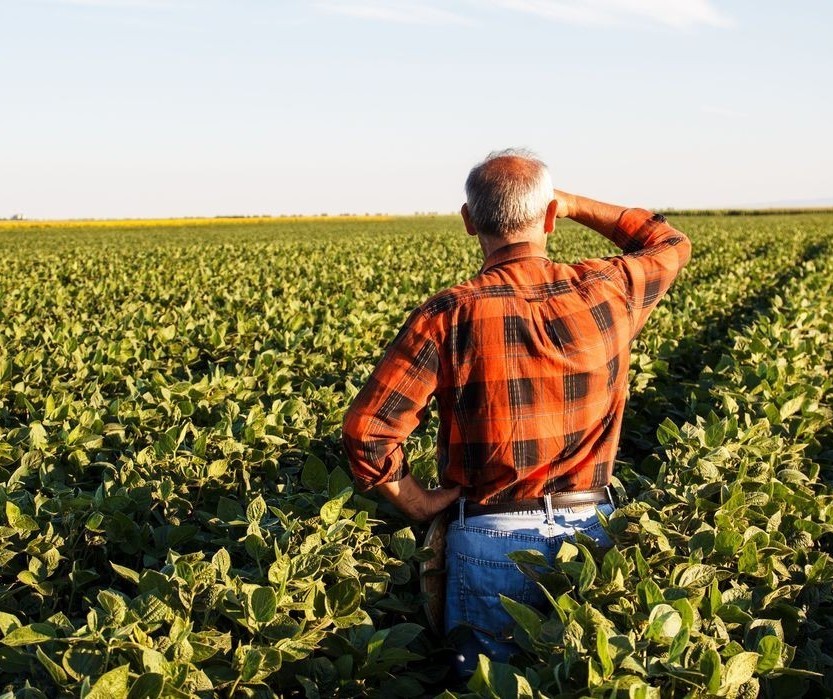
[{"left": 1, "top": 0, "right": 831, "bottom": 219}]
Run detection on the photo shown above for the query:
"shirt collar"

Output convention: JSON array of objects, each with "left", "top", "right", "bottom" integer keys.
[{"left": 479, "top": 241, "right": 550, "bottom": 274}]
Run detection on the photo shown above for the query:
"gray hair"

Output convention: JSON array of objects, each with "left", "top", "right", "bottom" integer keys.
[{"left": 464, "top": 148, "right": 554, "bottom": 238}]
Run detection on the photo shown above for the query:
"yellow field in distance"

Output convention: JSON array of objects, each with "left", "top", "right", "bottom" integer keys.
[{"left": 0, "top": 214, "right": 395, "bottom": 230}]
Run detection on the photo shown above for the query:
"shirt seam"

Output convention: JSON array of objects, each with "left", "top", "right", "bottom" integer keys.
[{"left": 422, "top": 278, "right": 584, "bottom": 318}]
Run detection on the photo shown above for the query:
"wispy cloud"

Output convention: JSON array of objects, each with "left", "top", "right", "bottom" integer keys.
[
  {"left": 615, "top": 0, "right": 732, "bottom": 28},
  {"left": 44, "top": 0, "right": 732, "bottom": 28},
  {"left": 701, "top": 105, "right": 748, "bottom": 119},
  {"left": 315, "top": 0, "right": 732, "bottom": 28},
  {"left": 39, "top": 0, "right": 187, "bottom": 8},
  {"left": 314, "top": 1, "right": 471, "bottom": 25},
  {"left": 485, "top": 0, "right": 732, "bottom": 28}
]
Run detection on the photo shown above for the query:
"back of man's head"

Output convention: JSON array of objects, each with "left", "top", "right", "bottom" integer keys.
[{"left": 465, "top": 148, "right": 553, "bottom": 239}]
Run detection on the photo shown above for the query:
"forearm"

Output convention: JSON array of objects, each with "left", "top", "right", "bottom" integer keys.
[
  {"left": 556, "top": 190, "right": 627, "bottom": 241},
  {"left": 375, "top": 474, "right": 461, "bottom": 522}
]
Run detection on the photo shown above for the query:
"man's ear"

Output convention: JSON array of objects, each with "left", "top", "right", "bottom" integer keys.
[
  {"left": 461, "top": 204, "right": 477, "bottom": 237},
  {"left": 544, "top": 199, "right": 558, "bottom": 234}
]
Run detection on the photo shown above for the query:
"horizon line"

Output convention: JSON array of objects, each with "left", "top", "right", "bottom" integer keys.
[{"left": 4, "top": 206, "right": 833, "bottom": 226}]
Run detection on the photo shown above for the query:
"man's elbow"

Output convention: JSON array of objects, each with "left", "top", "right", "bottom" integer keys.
[
  {"left": 341, "top": 404, "right": 362, "bottom": 447},
  {"left": 677, "top": 232, "right": 693, "bottom": 267},
  {"left": 341, "top": 406, "right": 383, "bottom": 492},
  {"left": 342, "top": 406, "right": 365, "bottom": 481},
  {"left": 664, "top": 226, "right": 692, "bottom": 269}
]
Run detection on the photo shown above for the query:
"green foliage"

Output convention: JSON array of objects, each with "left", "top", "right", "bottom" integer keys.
[{"left": 1, "top": 214, "right": 833, "bottom": 696}]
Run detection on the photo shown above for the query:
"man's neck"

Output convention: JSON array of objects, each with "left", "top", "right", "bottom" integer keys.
[{"left": 479, "top": 233, "right": 547, "bottom": 260}]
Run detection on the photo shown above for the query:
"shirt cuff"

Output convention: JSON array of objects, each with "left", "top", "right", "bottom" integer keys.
[{"left": 352, "top": 459, "right": 411, "bottom": 493}]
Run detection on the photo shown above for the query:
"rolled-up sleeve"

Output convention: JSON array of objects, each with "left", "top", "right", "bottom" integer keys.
[{"left": 342, "top": 306, "right": 440, "bottom": 491}]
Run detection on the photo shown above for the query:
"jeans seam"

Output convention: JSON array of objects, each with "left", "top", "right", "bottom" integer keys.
[{"left": 457, "top": 552, "right": 521, "bottom": 569}]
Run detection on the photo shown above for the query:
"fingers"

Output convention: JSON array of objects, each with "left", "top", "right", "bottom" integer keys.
[
  {"left": 422, "top": 485, "right": 462, "bottom": 520},
  {"left": 552, "top": 189, "right": 574, "bottom": 219},
  {"left": 376, "top": 475, "right": 462, "bottom": 521}
]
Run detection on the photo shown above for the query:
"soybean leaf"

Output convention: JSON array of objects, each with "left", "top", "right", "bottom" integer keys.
[
  {"left": 1, "top": 624, "right": 56, "bottom": 647},
  {"left": 637, "top": 579, "right": 664, "bottom": 611},
  {"left": 249, "top": 587, "right": 278, "bottom": 624},
  {"left": 87, "top": 664, "right": 130, "bottom": 699},
  {"left": 381, "top": 623, "right": 423, "bottom": 652},
  {"left": 36, "top": 647, "right": 68, "bottom": 685},
  {"left": 676, "top": 563, "right": 715, "bottom": 590},
  {"left": 127, "top": 673, "right": 164, "bottom": 699},
  {"left": 246, "top": 495, "right": 267, "bottom": 524},
  {"left": 390, "top": 527, "right": 416, "bottom": 561},
  {"left": 646, "top": 604, "right": 682, "bottom": 643},
  {"left": 724, "top": 651, "right": 759, "bottom": 687},
  {"left": 320, "top": 487, "right": 353, "bottom": 526},
  {"left": 326, "top": 578, "right": 361, "bottom": 619},
  {"left": 656, "top": 418, "right": 681, "bottom": 446},
  {"left": 500, "top": 596, "right": 543, "bottom": 639},
  {"left": 577, "top": 545, "right": 597, "bottom": 593},
  {"left": 301, "top": 454, "right": 329, "bottom": 492},
  {"left": 596, "top": 630, "right": 614, "bottom": 677},
  {"left": 110, "top": 562, "right": 140, "bottom": 585},
  {"left": 700, "top": 648, "right": 722, "bottom": 693},
  {"left": 667, "top": 626, "right": 690, "bottom": 663},
  {"left": 757, "top": 636, "right": 784, "bottom": 673}
]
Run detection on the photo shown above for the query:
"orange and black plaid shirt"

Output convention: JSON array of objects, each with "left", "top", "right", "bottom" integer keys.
[{"left": 343, "top": 209, "right": 691, "bottom": 504}]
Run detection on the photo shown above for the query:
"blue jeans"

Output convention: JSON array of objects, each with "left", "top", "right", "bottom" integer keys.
[{"left": 444, "top": 500, "right": 614, "bottom": 676}]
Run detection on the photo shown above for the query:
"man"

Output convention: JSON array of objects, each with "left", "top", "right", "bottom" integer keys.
[{"left": 342, "top": 149, "right": 691, "bottom": 674}]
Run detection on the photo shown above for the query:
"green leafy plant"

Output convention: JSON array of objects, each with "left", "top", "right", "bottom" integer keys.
[{"left": 1, "top": 214, "right": 832, "bottom": 697}]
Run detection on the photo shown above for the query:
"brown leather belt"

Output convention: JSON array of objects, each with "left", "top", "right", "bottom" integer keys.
[{"left": 463, "top": 486, "right": 613, "bottom": 517}]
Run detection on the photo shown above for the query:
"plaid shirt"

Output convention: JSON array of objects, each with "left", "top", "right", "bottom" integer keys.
[{"left": 343, "top": 209, "right": 691, "bottom": 504}]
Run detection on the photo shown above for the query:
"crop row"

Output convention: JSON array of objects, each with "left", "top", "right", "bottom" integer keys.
[{"left": 0, "top": 214, "right": 832, "bottom": 697}]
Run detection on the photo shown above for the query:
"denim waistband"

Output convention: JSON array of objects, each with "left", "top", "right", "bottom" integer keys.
[{"left": 455, "top": 496, "right": 612, "bottom": 528}]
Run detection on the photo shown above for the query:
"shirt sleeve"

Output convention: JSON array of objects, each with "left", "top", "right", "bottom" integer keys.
[
  {"left": 342, "top": 306, "right": 441, "bottom": 492},
  {"left": 598, "top": 209, "right": 692, "bottom": 340}
]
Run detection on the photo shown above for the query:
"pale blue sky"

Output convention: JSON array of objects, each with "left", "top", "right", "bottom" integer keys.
[{"left": 1, "top": 0, "right": 831, "bottom": 218}]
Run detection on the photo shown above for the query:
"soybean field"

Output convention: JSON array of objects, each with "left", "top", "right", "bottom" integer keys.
[{"left": 1, "top": 213, "right": 832, "bottom": 698}]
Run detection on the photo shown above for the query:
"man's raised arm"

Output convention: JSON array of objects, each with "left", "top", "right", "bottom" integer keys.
[
  {"left": 553, "top": 190, "right": 627, "bottom": 238},
  {"left": 554, "top": 189, "right": 692, "bottom": 338}
]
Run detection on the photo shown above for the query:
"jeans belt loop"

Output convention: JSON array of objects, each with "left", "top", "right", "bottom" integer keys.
[
  {"left": 458, "top": 496, "right": 466, "bottom": 527},
  {"left": 543, "top": 492, "right": 555, "bottom": 525}
]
